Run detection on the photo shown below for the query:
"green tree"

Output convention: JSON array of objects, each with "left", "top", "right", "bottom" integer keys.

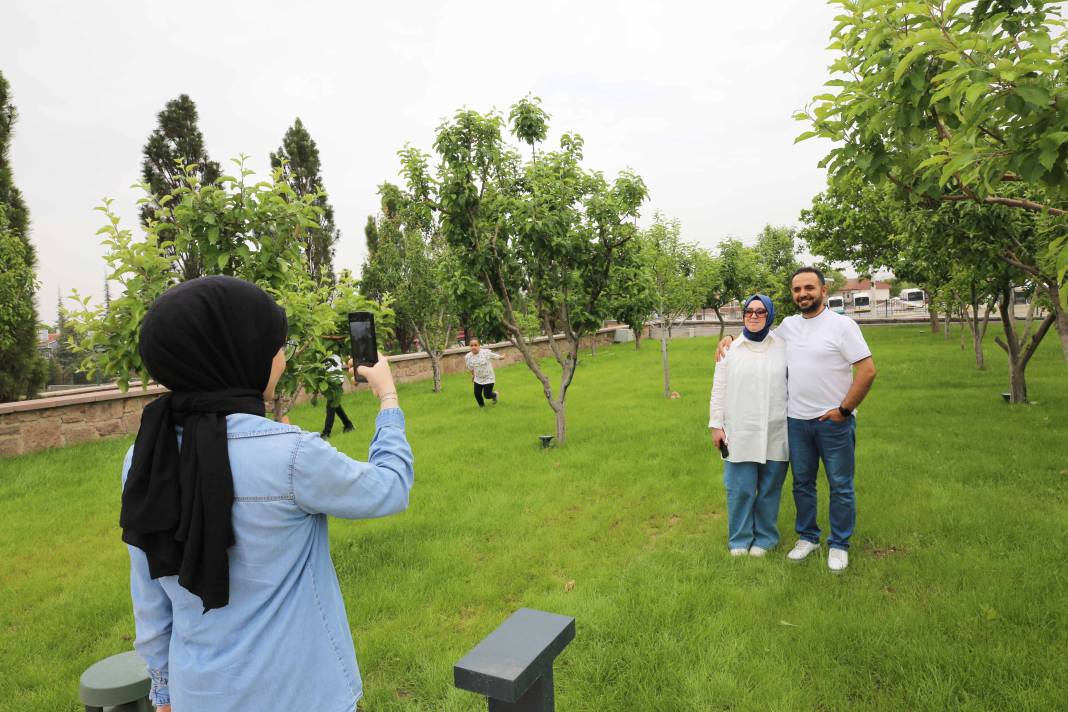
[
  {"left": 754, "top": 225, "right": 802, "bottom": 317},
  {"left": 140, "top": 94, "right": 221, "bottom": 280},
  {"left": 370, "top": 146, "right": 463, "bottom": 391},
  {"left": 54, "top": 290, "right": 75, "bottom": 384},
  {"left": 715, "top": 239, "right": 766, "bottom": 316},
  {"left": 800, "top": 178, "right": 952, "bottom": 332},
  {"left": 605, "top": 233, "right": 656, "bottom": 350},
  {"left": 270, "top": 118, "right": 339, "bottom": 284},
  {"left": 642, "top": 214, "right": 703, "bottom": 397},
  {"left": 361, "top": 185, "right": 420, "bottom": 354},
  {"left": 798, "top": 0, "right": 1068, "bottom": 348},
  {"left": 693, "top": 249, "right": 730, "bottom": 339},
  {"left": 428, "top": 98, "right": 647, "bottom": 444},
  {"left": 0, "top": 72, "right": 47, "bottom": 402},
  {"left": 66, "top": 159, "right": 390, "bottom": 419}
]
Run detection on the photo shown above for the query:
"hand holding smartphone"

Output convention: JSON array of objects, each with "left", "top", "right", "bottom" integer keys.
[{"left": 348, "top": 312, "right": 379, "bottom": 383}]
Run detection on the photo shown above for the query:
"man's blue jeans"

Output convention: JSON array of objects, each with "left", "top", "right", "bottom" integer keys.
[
  {"left": 723, "top": 460, "right": 788, "bottom": 550},
  {"left": 787, "top": 416, "right": 856, "bottom": 550}
]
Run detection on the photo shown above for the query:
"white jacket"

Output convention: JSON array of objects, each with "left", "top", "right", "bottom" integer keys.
[{"left": 708, "top": 333, "right": 789, "bottom": 464}]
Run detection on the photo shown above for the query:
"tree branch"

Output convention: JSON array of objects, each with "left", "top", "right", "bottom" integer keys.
[{"left": 941, "top": 193, "right": 1068, "bottom": 215}]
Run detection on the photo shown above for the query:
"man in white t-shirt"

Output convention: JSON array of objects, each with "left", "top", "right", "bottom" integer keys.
[{"left": 717, "top": 267, "right": 876, "bottom": 572}]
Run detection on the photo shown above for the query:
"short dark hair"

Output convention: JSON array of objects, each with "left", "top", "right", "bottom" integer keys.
[{"left": 791, "top": 266, "right": 825, "bottom": 285}]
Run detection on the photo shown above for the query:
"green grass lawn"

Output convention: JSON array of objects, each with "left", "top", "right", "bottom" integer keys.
[{"left": 1, "top": 325, "right": 1066, "bottom": 711}]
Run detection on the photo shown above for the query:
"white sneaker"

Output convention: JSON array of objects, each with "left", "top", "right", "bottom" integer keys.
[
  {"left": 787, "top": 540, "right": 819, "bottom": 562},
  {"left": 729, "top": 548, "right": 749, "bottom": 557},
  {"left": 828, "top": 548, "right": 849, "bottom": 573},
  {"left": 748, "top": 546, "right": 768, "bottom": 558}
]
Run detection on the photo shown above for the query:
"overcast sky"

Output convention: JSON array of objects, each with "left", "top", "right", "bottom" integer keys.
[{"left": 4, "top": 0, "right": 842, "bottom": 324}]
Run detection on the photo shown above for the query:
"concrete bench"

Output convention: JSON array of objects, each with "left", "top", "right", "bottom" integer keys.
[
  {"left": 79, "top": 650, "right": 152, "bottom": 712},
  {"left": 454, "top": 607, "right": 575, "bottom": 711}
]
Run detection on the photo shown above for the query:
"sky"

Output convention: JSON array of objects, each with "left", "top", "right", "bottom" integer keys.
[{"left": 3, "top": 0, "right": 843, "bottom": 324}]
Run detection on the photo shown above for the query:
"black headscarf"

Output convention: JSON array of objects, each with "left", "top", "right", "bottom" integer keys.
[{"left": 120, "top": 276, "right": 288, "bottom": 611}]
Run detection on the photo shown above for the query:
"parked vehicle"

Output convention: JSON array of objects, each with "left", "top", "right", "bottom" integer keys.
[
  {"left": 899, "top": 288, "right": 926, "bottom": 306},
  {"left": 827, "top": 296, "right": 846, "bottom": 314},
  {"left": 853, "top": 292, "right": 872, "bottom": 313}
]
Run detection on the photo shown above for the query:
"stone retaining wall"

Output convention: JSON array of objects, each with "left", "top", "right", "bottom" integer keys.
[{"left": 0, "top": 328, "right": 621, "bottom": 458}]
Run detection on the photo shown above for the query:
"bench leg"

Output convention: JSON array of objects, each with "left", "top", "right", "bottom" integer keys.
[{"left": 488, "top": 669, "right": 553, "bottom": 712}]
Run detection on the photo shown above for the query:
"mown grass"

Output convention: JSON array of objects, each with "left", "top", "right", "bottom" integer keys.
[{"left": 1, "top": 325, "right": 1066, "bottom": 711}]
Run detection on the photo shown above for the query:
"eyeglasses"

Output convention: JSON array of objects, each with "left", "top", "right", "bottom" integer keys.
[
  {"left": 743, "top": 309, "right": 768, "bottom": 318},
  {"left": 283, "top": 340, "right": 298, "bottom": 360}
]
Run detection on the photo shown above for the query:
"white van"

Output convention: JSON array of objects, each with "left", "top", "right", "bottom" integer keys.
[
  {"left": 827, "top": 296, "right": 845, "bottom": 314},
  {"left": 853, "top": 292, "right": 872, "bottom": 313},
  {"left": 899, "top": 288, "right": 926, "bottom": 306}
]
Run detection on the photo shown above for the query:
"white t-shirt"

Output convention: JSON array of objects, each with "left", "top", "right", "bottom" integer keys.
[
  {"left": 775, "top": 308, "right": 872, "bottom": 420},
  {"left": 464, "top": 349, "right": 502, "bottom": 385}
]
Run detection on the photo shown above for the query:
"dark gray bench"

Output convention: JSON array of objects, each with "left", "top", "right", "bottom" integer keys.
[{"left": 454, "top": 607, "right": 575, "bottom": 711}]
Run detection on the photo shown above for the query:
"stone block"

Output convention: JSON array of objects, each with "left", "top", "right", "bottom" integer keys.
[
  {"left": 0, "top": 436, "right": 23, "bottom": 457},
  {"left": 124, "top": 412, "right": 143, "bottom": 432},
  {"left": 23, "top": 418, "right": 62, "bottom": 451},
  {"left": 61, "top": 406, "right": 87, "bottom": 423},
  {"left": 0, "top": 424, "right": 19, "bottom": 437},
  {"left": 95, "top": 420, "right": 125, "bottom": 437},
  {"left": 61, "top": 422, "right": 99, "bottom": 445}
]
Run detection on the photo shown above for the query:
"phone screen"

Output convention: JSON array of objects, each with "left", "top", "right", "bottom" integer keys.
[{"left": 348, "top": 312, "right": 378, "bottom": 367}]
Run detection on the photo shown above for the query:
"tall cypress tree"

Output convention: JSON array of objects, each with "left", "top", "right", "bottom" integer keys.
[
  {"left": 0, "top": 71, "right": 47, "bottom": 401},
  {"left": 270, "top": 118, "right": 338, "bottom": 284},
  {"left": 140, "top": 94, "right": 220, "bottom": 279}
]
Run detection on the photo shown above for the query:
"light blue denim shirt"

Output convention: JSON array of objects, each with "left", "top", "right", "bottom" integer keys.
[{"left": 122, "top": 408, "right": 414, "bottom": 711}]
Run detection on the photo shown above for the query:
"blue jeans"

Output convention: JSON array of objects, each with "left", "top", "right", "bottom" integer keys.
[
  {"left": 788, "top": 416, "right": 856, "bottom": 550},
  {"left": 723, "top": 460, "right": 788, "bottom": 550}
]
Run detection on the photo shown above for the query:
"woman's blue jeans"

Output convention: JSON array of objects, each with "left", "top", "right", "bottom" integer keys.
[
  {"left": 787, "top": 416, "right": 857, "bottom": 550},
  {"left": 723, "top": 460, "right": 789, "bottom": 550}
]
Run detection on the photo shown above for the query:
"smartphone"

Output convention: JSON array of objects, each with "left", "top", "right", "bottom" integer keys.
[
  {"left": 348, "top": 312, "right": 379, "bottom": 383},
  {"left": 718, "top": 440, "right": 729, "bottom": 459}
]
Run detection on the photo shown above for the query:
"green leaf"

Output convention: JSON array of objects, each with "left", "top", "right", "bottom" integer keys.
[
  {"left": 1038, "top": 147, "right": 1059, "bottom": 171},
  {"left": 794, "top": 131, "right": 818, "bottom": 144},
  {"left": 217, "top": 253, "right": 229, "bottom": 270},
  {"left": 895, "top": 44, "right": 932, "bottom": 84},
  {"left": 964, "top": 82, "right": 990, "bottom": 106},
  {"left": 1040, "top": 131, "right": 1068, "bottom": 150},
  {"left": 1015, "top": 85, "right": 1050, "bottom": 107}
]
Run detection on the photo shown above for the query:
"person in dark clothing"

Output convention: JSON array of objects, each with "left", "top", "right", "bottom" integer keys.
[{"left": 321, "top": 355, "right": 354, "bottom": 438}]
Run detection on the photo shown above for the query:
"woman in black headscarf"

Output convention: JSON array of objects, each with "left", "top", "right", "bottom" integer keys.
[{"left": 121, "top": 276, "right": 414, "bottom": 712}]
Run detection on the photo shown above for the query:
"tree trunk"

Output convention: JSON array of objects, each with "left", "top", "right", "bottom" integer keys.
[
  {"left": 968, "top": 305, "right": 986, "bottom": 371},
  {"left": 1049, "top": 283, "right": 1068, "bottom": 367},
  {"left": 995, "top": 286, "right": 1054, "bottom": 404},
  {"left": 590, "top": 333, "right": 597, "bottom": 356},
  {"left": 660, "top": 328, "right": 671, "bottom": 398},
  {"left": 943, "top": 309, "right": 951, "bottom": 339},
  {"left": 714, "top": 308, "right": 725, "bottom": 340},
  {"left": 554, "top": 401, "right": 566, "bottom": 445},
  {"left": 430, "top": 351, "right": 442, "bottom": 393},
  {"left": 929, "top": 307, "right": 940, "bottom": 333},
  {"left": 1007, "top": 359, "right": 1027, "bottom": 403}
]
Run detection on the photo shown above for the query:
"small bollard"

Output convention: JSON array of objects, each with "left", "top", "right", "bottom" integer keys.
[
  {"left": 79, "top": 651, "right": 153, "bottom": 712},
  {"left": 454, "top": 608, "right": 575, "bottom": 712},
  {"left": 538, "top": 435, "right": 554, "bottom": 449}
]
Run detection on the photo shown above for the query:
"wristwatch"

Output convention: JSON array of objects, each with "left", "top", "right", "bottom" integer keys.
[{"left": 838, "top": 405, "right": 853, "bottom": 417}]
